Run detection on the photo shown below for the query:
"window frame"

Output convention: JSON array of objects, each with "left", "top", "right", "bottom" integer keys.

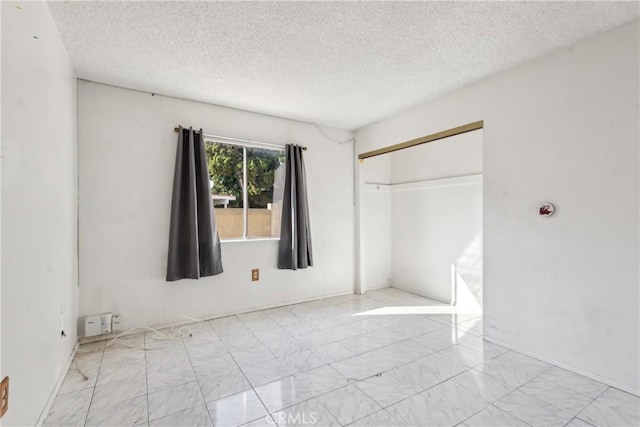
[{"left": 204, "top": 136, "right": 285, "bottom": 242}]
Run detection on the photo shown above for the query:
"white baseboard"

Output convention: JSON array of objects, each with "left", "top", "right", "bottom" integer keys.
[
  {"left": 483, "top": 335, "right": 640, "bottom": 397},
  {"left": 390, "top": 285, "right": 452, "bottom": 305},
  {"left": 361, "top": 283, "right": 391, "bottom": 293},
  {"left": 36, "top": 341, "right": 79, "bottom": 427},
  {"left": 79, "top": 288, "right": 356, "bottom": 344}
]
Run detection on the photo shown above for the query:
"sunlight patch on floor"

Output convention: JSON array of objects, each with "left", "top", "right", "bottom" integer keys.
[{"left": 352, "top": 305, "right": 482, "bottom": 316}]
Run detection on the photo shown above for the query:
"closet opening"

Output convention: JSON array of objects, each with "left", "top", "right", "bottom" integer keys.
[{"left": 357, "top": 122, "right": 484, "bottom": 329}]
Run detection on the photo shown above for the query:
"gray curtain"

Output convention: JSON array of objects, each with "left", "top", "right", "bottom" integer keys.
[
  {"left": 278, "top": 144, "right": 313, "bottom": 270},
  {"left": 166, "top": 127, "right": 223, "bottom": 281}
]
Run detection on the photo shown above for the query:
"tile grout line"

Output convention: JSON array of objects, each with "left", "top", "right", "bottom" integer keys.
[
  {"left": 256, "top": 346, "right": 466, "bottom": 424},
  {"left": 461, "top": 356, "right": 606, "bottom": 427},
  {"left": 346, "top": 343, "right": 514, "bottom": 426},
  {"left": 179, "top": 328, "right": 217, "bottom": 426},
  {"left": 467, "top": 349, "right": 622, "bottom": 426},
  {"left": 507, "top": 362, "right": 605, "bottom": 420},
  {"left": 566, "top": 386, "right": 612, "bottom": 426},
  {"left": 217, "top": 321, "right": 357, "bottom": 424},
  {"left": 261, "top": 378, "right": 346, "bottom": 425},
  {"left": 442, "top": 365, "right": 516, "bottom": 425},
  {"left": 341, "top": 337, "right": 509, "bottom": 424},
  {"left": 464, "top": 354, "right": 551, "bottom": 426},
  {"left": 457, "top": 400, "right": 532, "bottom": 427},
  {"left": 230, "top": 321, "right": 309, "bottom": 423},
  {"left": 567, "top": 416, "right": 597, "bottom": 427},
  {"left": 82, "top": 346, "right": 105, "bottom": 427},
  {"left": 144, "top": 333, "right": 150, "bottom": 426},
  {"left": 234, "top": 329, "right": 492, "bottom": 427},
  {"left": 224, "top": 331, "right": 275, "bottom": 426}
]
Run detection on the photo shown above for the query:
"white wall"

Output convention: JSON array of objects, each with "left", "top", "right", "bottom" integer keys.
[
  {"left": 390, "top": 177, "right": 482, "bottom": 305},
  {"left": 77, "top": 81, "right": 354, "bottom": 331},
  {"left": 1, "top": 2, "right": 78, "bottom": 425},
  {"left": 356, "top": 21, "right": 639, "bottom": 393},
  {"left": 390, "top": 130, "right": 482, "bottom": 183},
  {"left": 389, "top": 131, "right": 482, "bottom": 304},
  {"left": 359, "top": 155, "right": 392, "bottom": 291}
]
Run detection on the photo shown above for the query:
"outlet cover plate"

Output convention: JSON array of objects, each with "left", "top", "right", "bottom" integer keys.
[{"left": 251, "top": 269, "right": 260, "bottom": 281}]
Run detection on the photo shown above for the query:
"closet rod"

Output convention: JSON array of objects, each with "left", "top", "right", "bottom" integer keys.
[
  {"left": 174, "top": 126, "right": 307, "bottom": 151},
  {"left": 358, "top": 120, "right": 482, "bottom": 160}
]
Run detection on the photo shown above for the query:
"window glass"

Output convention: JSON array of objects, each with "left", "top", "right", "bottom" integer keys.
[
  {"left": 205, "top": 142, "right": 284, "bottom": 240},
  {"left": 246, "top": 147, "right": 285, "bottom": 238},
  {"left": 206, "top": 143, "right": 244, "bottom": 239}
]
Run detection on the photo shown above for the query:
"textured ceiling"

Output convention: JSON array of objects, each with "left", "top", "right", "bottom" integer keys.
[{"left": 47, "top": 1, "right": 638, "bottom": 130}]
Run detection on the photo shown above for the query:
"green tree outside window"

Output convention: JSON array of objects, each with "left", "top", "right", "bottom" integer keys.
[{"left": 205, "top": 143, "right": 285, "bottom": 208}]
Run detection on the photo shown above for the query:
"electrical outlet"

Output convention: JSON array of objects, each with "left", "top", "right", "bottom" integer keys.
[
  {"left": 251, "top": 269, "right": 260, "bottom": 281},
  {"left": 1, "top": 376, "right": 9, "bottom": 418},
  {"left": 111, "top": 313, "right": 122, "bottom": 333}
]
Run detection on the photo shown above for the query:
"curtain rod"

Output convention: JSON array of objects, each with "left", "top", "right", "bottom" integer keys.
[{"left": 174, "top": 126, "right": 307, "bottom": 151}]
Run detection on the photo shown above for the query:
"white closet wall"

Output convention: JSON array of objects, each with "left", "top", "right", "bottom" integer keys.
[
  {"left": 359, "top": 155, "right": 392, "bottom": 290},
  {"left": 359, "top": 130, "right": 483, "bottom": 300},
  {"left": 389, "top": 130, "right": 483, "bottom": 303}
]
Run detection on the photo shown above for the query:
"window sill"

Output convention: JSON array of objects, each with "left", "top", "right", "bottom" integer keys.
[{"left": 221, "top": 237, "right": 280, "bottom": 243}]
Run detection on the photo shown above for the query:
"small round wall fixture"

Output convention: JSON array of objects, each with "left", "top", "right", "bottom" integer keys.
[{"left": 539, "top": 202, "right": 555, "bottom": 216}]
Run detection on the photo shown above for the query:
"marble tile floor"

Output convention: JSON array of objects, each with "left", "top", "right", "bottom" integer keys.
[{"left": 44, "top": 288, "right": 639, "bottom": 427}]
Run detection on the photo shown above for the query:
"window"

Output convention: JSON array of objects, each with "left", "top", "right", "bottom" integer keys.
[{"left": 205, "top": 140, "right": 285, "bottom": 240}]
